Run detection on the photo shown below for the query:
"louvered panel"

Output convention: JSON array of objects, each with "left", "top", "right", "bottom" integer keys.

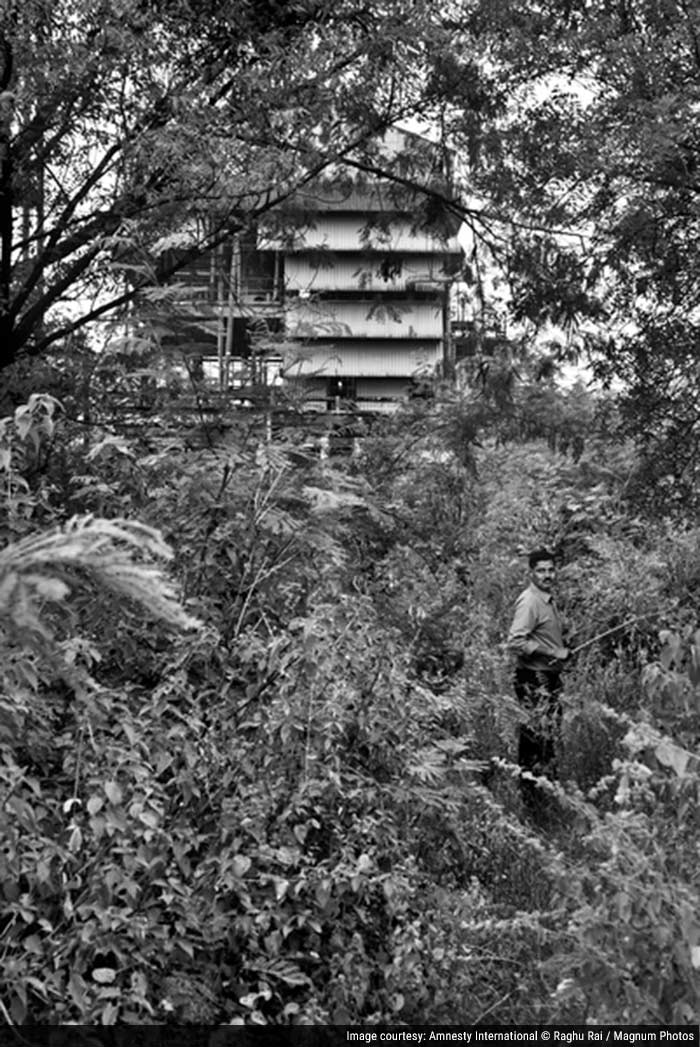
[
  {"left": 292, "top": 185, "right": 442, "bottom": 214},
  {"left": 286, "top": 300, "right": 442, "bottom": 339},
  {"left": 285, "top": 254, "right": 454, "bottom": 292},
  {"left": 261, "top": 215, "right": 461, "bottom": 255},
  {"left": 285, "top": 342, "right": 440, "bottom": 378}
]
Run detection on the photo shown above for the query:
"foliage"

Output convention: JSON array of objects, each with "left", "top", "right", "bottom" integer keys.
[
  {"left": 6, "top": 0, "right": 700, "bottom": 497},
  {"left": 430, "top": 0, "right": 700, "bottom": 502},
  {"left": 8, "top": 0, "right": 700, "bottom": 1024},
  {"left": 3, "top": 380, "right": 700, "bottom": 1025},
  {"left": 0, "top": 0, "right": 466, "bottom": 368}
]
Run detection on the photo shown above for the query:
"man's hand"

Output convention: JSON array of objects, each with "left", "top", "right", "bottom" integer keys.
[{"left": 550, "top": 645, "right": 570, "bottom": 663}]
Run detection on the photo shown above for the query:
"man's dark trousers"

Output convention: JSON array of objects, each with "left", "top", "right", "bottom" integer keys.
[{"left": 514, "top": 665, "right": 562, "bottom": 811}]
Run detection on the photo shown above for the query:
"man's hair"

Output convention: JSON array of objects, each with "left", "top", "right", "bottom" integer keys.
[{"left": 528, "top": 548, "right": 555, "bottom": 569}]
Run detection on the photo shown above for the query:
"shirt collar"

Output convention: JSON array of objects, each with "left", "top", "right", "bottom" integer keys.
[{"left": 529, "top": 581, "right": 553, "bottom": 603}]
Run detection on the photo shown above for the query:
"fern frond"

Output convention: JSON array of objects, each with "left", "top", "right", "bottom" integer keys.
[{"left": 0, "top": 516, "right": 198, "bottom": 635}]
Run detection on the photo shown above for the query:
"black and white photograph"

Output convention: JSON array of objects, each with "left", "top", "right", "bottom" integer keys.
[{"left": 0, "top": 0, "right": 699, "bottom": 1033}]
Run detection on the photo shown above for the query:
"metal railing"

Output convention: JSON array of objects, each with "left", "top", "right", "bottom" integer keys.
[{"left": 169, "top": 275, "right": 282, "bottom": 304}]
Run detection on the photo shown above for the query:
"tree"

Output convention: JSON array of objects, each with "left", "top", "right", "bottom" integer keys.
[
  {"left": 0, "top": 0, "right": 468, "bottom": 370},
  {"left": 435, "top": 0, "right": 700, "bottom": 506}
]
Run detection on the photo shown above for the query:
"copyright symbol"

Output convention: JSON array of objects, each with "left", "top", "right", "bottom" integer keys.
[{"left": 541, "top": 1034, "right": 550, "bottom": 1042}]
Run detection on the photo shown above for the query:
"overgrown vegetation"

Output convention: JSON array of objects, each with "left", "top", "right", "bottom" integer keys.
[
  {"left": 2, "top": 380, "right": 700, "bottom": 1025},
  {"left": 4, "top": 0, "right": 700, "bottom": 1027}
]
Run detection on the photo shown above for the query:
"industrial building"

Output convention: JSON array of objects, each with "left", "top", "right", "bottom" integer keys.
[{"left": 161, "top": 139, "right": 463, "bottom": 412}]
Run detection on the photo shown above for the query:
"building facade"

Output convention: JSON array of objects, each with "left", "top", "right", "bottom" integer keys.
[
  {"left": 265, "top": 181, "right": 463, "bottom": 411},
  {"left": 161, "top": 144, "right": 463, "bottom": 411}
]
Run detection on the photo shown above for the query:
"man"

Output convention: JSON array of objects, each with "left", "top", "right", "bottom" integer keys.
[{"left": 507, "top": 548, "right": 570, "bottom": 810}]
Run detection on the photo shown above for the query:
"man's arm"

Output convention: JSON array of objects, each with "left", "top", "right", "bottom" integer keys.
[
  {"left": 508, "top": 593, "right": 569, "bottom": 661},
  {"left": 507, "top": 593, "right": 541, "bottom": 657}
]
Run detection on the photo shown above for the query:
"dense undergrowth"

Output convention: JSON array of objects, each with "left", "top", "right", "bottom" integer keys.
[{"left": 1, "top": 385, "right": 700, "bottom": 1024}]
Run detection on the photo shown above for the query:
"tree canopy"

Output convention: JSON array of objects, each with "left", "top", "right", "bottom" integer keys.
[
  {"left": 440, "top": 0, "right": 700, "bottom": 503},
  {"left": 6, "top": 0, "right": 700, "bottom": 479},
  {"left": 0, "top": 0, "right": 467, "bottom": 368}
]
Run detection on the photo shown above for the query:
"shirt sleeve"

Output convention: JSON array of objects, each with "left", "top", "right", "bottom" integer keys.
[{"left": 507, "top": 592, "right": 541, "bottom": 656}]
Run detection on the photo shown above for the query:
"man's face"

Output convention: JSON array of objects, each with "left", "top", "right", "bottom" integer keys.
[{"left": 531, "top": 559, "right": 555, "bottom": 592}]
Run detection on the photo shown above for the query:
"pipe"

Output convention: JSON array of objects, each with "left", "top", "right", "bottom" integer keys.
[{"left": 570, "top": 612, "right": 653, "bottom": 655}]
